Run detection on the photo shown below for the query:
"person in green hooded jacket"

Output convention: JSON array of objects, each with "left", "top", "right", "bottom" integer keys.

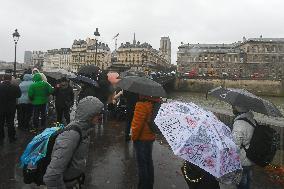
[{"left": 28, "top": 73, "right": 54, "bottom": 131}]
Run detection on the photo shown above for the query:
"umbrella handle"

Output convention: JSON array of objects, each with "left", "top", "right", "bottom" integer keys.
[{"left": 181, "top": 161, "right": 204, "bottom": 183}]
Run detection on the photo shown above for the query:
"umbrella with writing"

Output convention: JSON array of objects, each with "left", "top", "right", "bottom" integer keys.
[{"left": 154, "top": 101, "right": 242, "bottom": 180}]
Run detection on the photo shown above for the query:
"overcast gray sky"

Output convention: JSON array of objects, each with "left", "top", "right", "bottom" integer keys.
[{"left": 0, "top": 0, "right": 284, "bottom": 64}]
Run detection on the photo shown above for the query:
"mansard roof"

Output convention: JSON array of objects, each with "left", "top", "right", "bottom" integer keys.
[
  {"left": 178, "top": 43, "right": 241, "bottom": 54},
  {"left": 247, "top": 38, "right": 284, "bottom": 42}
]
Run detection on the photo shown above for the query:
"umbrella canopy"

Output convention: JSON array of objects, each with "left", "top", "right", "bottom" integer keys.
[
  {"left": 71, "top": 75, "right": 99, "bottom": 87},
  {"left": 77, "top": 65, "right": 101, "bottom": 79},
  {"left": 44, "top": 69, "right": 76, "bottom": 80},
  {"left": 154, "top": 101, "right": 242, "bottom": 179},
  {"left": 119, "top": 71, "right": 137, "bottom": 78},
  {"left": 209, "top": 86, "right": 283, "bottom": 117},
  {"left": 116, "top": 76, "right": 166, "bottom": 97}
]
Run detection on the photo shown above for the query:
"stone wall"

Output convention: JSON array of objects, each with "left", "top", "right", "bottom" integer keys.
[{"left": 175, "top": 78, "right": 284, "bottom": 97}]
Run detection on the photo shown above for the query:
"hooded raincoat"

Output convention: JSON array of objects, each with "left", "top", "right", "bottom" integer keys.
[
  {"left": 28, "top": 73, "right": 54, "bottom": 105},
  {"left": 32, "top": 68, "right": 47, "bottom": 82},
  {"left": 18, "top": 74, "right": 33, "bottom": 104},
  {"left": 43, "top": 96, "right": 104, "bottom": 189},
  {"left": 232, "top": 111, "right": 256, "bottom": 167}
]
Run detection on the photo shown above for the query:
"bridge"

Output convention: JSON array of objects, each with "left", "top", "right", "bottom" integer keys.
[{"left": 152, "top": 75, "right": 176, "bottom": 91}]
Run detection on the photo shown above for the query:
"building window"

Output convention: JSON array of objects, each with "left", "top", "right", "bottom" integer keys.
[
  {"left": 272, "top": 56, "right": 276, "bottom": 63},
  {"left": 253, "top": 55, "right": 258, "bottom": 62}
]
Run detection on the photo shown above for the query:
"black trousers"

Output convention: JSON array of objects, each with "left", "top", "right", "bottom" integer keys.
[
  {"left": 134, "top": 141, "right": 154, "bottom": 189},
  {"left": 125, "top": 110, "right": 134, "bottom": 137},
  {"left": 17, "top": 104, "right": 33, "bottom": 129},
  {"left": 0, "top": 111, "right": 16, "bottom": 140},
  {"left": 56, "top": 106, "right": 70, "bottom": 124},
  {"left": 33, "top": 104, "right": 47, "bottom": 128}
]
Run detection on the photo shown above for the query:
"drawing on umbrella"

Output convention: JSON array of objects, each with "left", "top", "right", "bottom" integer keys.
[
  {"left": 154, "top": 101, "right": 242, "bottom": 180},
  {"left": 209, "top": 86, "right": 283, "bottom": 117}
]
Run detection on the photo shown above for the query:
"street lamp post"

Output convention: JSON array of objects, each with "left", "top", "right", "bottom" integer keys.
[
  {"left": 94, "top": 28, "right": 100, "bottom": 67},
  {"left": 12, "top": 29, "right": 20, "bottom": 77}
]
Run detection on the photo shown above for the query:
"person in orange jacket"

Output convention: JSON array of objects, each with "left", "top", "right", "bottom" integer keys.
[{"left": 131, "top": 95, "right": 160, "bottom": 189}]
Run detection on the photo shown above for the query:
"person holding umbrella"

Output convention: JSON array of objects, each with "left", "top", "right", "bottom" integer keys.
[
  {"left": 116, "top": 76, "right": 167, "bottom": 189},
  {"left": 209, "top": 86, "right": 283, "bottom": 189},
  {"left": 230, "top": 105, "right": 255, "bottom": 189}
]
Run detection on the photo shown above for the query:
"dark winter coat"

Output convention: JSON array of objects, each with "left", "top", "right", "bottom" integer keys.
[
  {"left": 54, "top": 85, "right": 74, "bottom": 109},
  {"left": 0, "top": 80, "right": 21, "bottom": 113},
  {"left": 124, "top": 90, "right": 139, "bottom": 113}
]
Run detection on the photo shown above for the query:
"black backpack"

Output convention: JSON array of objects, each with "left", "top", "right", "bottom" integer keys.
[
  {"left": 23, "top": 125, "right": 82, "bottom": 186},
  {"left": 149, "top": 102, "right": 162, "bottom": 134},
  {"left": 237, "top": 118, "right": 279, "bottom": 167}
]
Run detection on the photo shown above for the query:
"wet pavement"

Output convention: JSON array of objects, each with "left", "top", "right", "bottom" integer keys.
[{"left": 0, "top": 117, "right": 282, "bottom": 189}]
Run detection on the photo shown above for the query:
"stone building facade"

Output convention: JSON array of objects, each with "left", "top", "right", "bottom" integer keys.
[
  {"left": 177, "top": 37, "right": 284, "bottom": 80},
  {"left": 160, "top": 37, "right": 171, "bottom": 64},
  {"left": 71, "top": 38, "right": 111, "bottom": 72},
  {"left": 116, "top": 36, "right": 170, "bottom": 72},
  {"left": 31, "top": 51, "right": 46, "bottom": 69},
  {"left": 24, "top": 51, "right": 32, "bottom": 65},
  {"left": 43, "top": 48, "right": 72, "bottom": 71}
]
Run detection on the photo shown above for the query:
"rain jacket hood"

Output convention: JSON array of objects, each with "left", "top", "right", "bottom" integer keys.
[
  {"left": 74, "top": 96, "right": 104, "bottom": 132},
  {"left": 33, "top": 73, "right": 43, "bottom": 82},
  {"left": 23, "top": 74, "right": 33, "bottom": 81},
  {"left": 32, "top": 68, "right": 40, "bottom": 74}
]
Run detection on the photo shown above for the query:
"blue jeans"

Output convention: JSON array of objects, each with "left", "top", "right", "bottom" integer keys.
[
  {"left": 237, "top": 166, "right": 252, "bottom": 189},
  {"left": 134, "top": 141, "right": 154, "bottom": 189}
]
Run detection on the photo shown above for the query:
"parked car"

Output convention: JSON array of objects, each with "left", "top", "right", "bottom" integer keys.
[{"left": 222, "top": 72, "right": 228, "bottom": 77}]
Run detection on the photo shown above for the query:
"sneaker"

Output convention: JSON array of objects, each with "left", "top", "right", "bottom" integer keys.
[{"left": 29, "top": 128, "right": 37, "bottom": 133}]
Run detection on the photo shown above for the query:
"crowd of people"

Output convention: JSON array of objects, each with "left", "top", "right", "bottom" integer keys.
[{"left": 0, "top": 67, "right": 265, "bottom": 189}]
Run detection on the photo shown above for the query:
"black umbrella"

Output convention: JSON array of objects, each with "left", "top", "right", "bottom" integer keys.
[
  {"left": 119, "top": 71, "right": 137, "bottom": 78},
  {"left": 71, "top": 75, "right": 99, "bottom": 87},
  {"left": 208, "top": 86, "right": 283, "bottom": 117},
  {"left": 44, "top": 69, "right": 76, "bottom": 80},
  {"left": 116, "top": 76, "right": 167, "bottom": 97},
  {"left": 77, "top": 65, "right": 101, "bottom": 80}
]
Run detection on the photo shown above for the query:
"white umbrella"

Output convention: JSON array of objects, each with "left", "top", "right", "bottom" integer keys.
[{"left": 154, "top": 101, "right": 242, "bottom": 179}]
